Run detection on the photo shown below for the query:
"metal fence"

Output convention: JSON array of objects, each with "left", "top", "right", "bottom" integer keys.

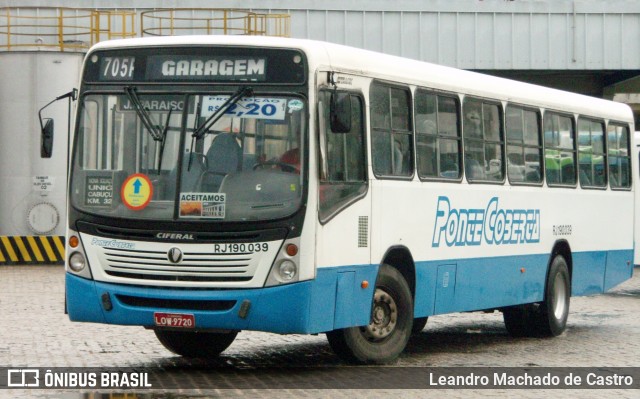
[
  {"left": 0, "top": 7, "right": 136, "bottom": 52},
  {"left": 0, "top": 7, "right": 290, "bottom": 52},
  {"left": 140, "top": 8, "right": 290, "bottom": 37}
]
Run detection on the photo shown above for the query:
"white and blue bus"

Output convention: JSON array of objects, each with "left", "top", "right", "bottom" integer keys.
[{"left": 64, "top": 36, "right": 634, "bottom": 364}]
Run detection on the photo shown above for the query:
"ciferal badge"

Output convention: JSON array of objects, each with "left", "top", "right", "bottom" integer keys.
[{"left": 167, "top": 247, "right": 183, "bottom": 264}]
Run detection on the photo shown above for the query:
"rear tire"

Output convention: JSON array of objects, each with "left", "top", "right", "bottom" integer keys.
[
  {"left": 154, "top": 330, "right": 238, "bottom": 358},
  {"left": 326, "top": 264, "right": 413, "bottom": 364},
  {"left": 537, "top": 255, "right": 571, "bottom": 336},
  {"left": 503, "top": 255, "right": 570, "bottom": 337},
  {"left": 503, "top": 303, "right": 537, "bottom": 337}
]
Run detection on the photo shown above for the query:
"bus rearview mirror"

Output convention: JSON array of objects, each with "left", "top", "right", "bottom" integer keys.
[
  {"left": 330, "top": 92, "right": 352, "bottom": 133},
  {"left": 41, "top": 118, "right": 54, "bottom": 158}
]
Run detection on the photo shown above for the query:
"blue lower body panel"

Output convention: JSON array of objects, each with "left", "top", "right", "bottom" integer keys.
[
  {"left": 66, "top": 265, "right": 378, "bottom": 335},
  {"left": 67, "top": 249, "right": 633, "bottom": 333},
  {"left": 412, "top": 249, "right": 634, "bottom": 317},
  {"left": 413, "top": 253, "right": 549, "bottom": 317}
]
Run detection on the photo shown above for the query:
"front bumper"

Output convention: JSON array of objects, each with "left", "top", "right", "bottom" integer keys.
[{"left": 66, "top": 265, "right": 377, "bottom": 334}]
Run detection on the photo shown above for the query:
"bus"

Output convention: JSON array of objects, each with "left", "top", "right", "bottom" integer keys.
[{"left": 63, "top": 36, "right": 634, "bottom": 364}]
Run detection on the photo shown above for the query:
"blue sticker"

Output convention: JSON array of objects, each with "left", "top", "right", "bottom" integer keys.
[{"left": 287, "top": 99, "right": 304, "bottom": 112}]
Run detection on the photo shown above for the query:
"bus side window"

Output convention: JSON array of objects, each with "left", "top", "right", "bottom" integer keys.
[
  {"left": 544, "top": 113, "right": 576, "bottom": 186},
  {"left": 607, "top": 123, "right": 632, "bottom": 189},
  {"left": 505, "top": 105, "right": 542, "bottom": 184},
  {"left": 319, "top": 91, "right": 367, "bottom": 222},
  {"left": 577, "top": 118, "right": 606, "bottom": 188},
  {"left": 370, "top": 83, "right": 413, "bottom": 178},
  {"left": 463, "top": 98, "right": 504, "bottom": 182},
  {"left": 415, "top": 90, "right": 461, "bottom": 179}
]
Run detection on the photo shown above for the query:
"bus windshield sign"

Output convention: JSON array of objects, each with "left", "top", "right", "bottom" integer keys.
[
  {"left": 201, "top": 96, "right": 286, "bottom": 120},
  {"left": 147, "top": 56, "right": 266, "bottom": 81},
  {"left": 85, "top": 47, "right": 306, "bottom": 84}
]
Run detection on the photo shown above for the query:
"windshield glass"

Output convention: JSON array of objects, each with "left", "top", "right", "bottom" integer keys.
[{"left": 70, "top": 91, "right": 306, "bottom": 222}]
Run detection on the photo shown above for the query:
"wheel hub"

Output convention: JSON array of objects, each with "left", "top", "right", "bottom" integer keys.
[
  {"left": 552, "top": 272, "right": 568, "bottom": 319},
  {"left": 363, "top": 288, "right": 398, "bottom": 341}
]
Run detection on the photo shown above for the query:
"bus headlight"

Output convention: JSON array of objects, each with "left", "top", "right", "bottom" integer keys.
[
  {"left": 265, "top": 238, "right": 301, "bottom": 286},
  {"left": 278, "top": 260, "right": 297, "bottom": 281},
  {"left": 68, "top": 252, "right": 86, "bottom": 272}
]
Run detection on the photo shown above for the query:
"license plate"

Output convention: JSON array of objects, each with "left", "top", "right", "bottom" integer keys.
[{"left": 154, "top": 312, "right": 195, "bottom": 328}]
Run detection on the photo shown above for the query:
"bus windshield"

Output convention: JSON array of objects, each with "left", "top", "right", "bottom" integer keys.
[{"left": 70, "top": 91, "right": 306, "bottom": 222}]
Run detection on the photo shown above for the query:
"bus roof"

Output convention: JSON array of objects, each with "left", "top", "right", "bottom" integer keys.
[{"left": 89, "top": 35, "right": 633, "bottom": 124}]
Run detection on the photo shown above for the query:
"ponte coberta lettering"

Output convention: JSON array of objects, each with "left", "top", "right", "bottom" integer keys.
[{"left": 432, "top": 196, "right": 540, "bottom": 247}]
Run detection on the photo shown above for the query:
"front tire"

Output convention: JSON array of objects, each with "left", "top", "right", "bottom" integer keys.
[
  {"left": 154, "top": 330, "right": 238, "bottom": 358},
  {"left": 326, "top": 264, "right": 413, "bottom": 364}
]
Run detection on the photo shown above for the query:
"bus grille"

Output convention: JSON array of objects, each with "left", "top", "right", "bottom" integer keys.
[
  {"left": 116, "top": 295, "right": 236, "bottom": 310},
  {"left": 98, "top": 247, "right": 258, "bottom": 282}
]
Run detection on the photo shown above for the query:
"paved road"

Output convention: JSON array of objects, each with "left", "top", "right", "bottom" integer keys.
[{"left": 1, "top": 266, "right": 639, "bottom": 398}]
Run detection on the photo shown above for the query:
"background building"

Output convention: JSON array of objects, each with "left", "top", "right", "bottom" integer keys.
[
  {"left": 1, "top": 0, "right": 639, "bottom": 263},
  {"left": 4, "top": 0, "right": 639, "bottom": 110}
]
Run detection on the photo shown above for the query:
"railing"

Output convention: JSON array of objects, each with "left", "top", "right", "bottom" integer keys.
[
  {"left": 0, "top": 7, "right": 291, "bottom": 52},
  {"left": 0, "top": 7, "right": 136, "bottom": 52},
  {"left": 92, "top": 10, "right": 137, "bottom": 43},
  {"left": 249, "top": 13, "right": 291, "bottom": 38},
  {"left": 141, "top": 9, "right": 290, "bottom": 37}
]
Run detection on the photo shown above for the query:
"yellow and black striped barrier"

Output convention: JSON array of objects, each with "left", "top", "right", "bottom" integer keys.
[{"left": 0, "top": 236, "right": 65, "bottom": 265}]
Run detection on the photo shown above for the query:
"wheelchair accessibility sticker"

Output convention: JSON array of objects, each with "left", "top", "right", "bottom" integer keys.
[{"left": 121, "top": 174, "right": 153, "bottom": 211}]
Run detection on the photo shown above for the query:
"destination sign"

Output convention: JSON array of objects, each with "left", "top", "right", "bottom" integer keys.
[
  {"left": 118, "top": 95, "right": 194, "bottom": 113},
  {"left": 99, "top": 56, "right": 135, "bottom": 81},
  {"left": 147, "top": 56, "right": 266, "bottom": 81},
  {"left": 84, "top": 47, "right": 306, "bottom": 84}
]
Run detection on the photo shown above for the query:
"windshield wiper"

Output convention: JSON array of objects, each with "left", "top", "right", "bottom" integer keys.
[
  {"left": 191, "top": 86, "right": 253, "bottom": 140},
  {"left": 156, "top": 107, "right": 173, "bottom": 173},
  {"left": 125, "top": 87, "right": 175, "bottom": 173},
  {"left": 187, "top": 99, "right": 203, "bottom": 172},
  {"left": 124, "top": 86, "right": 163, "bottom": 141}
]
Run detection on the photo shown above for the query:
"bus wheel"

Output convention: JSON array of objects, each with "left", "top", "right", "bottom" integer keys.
[
  {"left": 326, "top": 264, "right": 413, "bottom": 364},
  {"left": 537, "top": 255, "right": 571, "bottom": 336},
  {"left": 502, "top": 255, "right": 570, "bottom": 337},
  {"left": 503, "top": 303, "right": 537, "bottom": 337},
  {"left": 412, "top": 317, "right": 428, "bottom": 334},
  {"left": 154, "top": 330, "right": 238, "bottom": 358}
]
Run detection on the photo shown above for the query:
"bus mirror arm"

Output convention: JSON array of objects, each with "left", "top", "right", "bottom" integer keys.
[
  {"left": 38, "top": 88, "right": 77, "bottom": 159},
  {"left": 55, "top": 88, "right": 78, "bottom": 102}
]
